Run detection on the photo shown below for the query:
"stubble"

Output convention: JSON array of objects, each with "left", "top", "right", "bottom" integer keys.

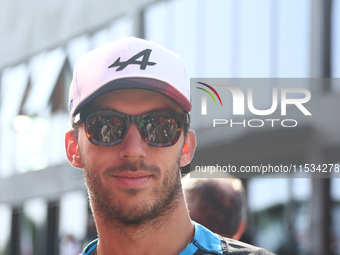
[{"left": 83, "top": 153, "right": 183, "bottom": 229}]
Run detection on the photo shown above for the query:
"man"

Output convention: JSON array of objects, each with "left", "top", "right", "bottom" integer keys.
[
  {"left": 65, "top": 37, "right": 275, "bottom": 255},
  {"left": 182, "top": 173, "right": 246, "bottom": 240}
]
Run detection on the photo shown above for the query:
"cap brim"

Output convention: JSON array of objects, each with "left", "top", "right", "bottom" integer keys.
[{"left": 73, "top": 77, "right": 191, "bottom": 116}]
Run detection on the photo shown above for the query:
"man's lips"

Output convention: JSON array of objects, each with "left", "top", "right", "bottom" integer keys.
[{"left": 111, "top": 171, "right": 153, "bottom": 188}]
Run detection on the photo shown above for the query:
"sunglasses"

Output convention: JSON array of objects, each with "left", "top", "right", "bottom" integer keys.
[{"left": 74, "top": 110, "right": 189, "bottom": 147}]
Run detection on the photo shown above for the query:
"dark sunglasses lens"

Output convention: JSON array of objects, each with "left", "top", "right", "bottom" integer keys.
[
  {"left": 85, "top": 113, "right": 127, "bottom": 145},
  {"left": 141, "top": 114, "right": 182, "bottom": 147}
]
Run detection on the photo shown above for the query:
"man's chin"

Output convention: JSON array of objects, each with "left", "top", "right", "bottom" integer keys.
[
  {"left": 92, "top": 190, "right": 177, "bottom": 227},
  {"left": 119, "top": 187, "right": 148, "bottom": 197},
  {"left": 107, "top": 201, "right": 160, "bottom": 226}
]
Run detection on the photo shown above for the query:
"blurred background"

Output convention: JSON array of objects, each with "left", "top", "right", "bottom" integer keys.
[{"left": 0, "top": 0, "right": 339, "bottom": 254}]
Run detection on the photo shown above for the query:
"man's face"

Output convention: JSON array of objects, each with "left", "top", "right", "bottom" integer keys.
[{"left": 75, "top": 89, "right": 187, "bottom": 226}]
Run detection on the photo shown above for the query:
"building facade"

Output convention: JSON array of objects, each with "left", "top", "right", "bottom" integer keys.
[{"left": 0, "top": 0, "right": 339, "bottom": 254}]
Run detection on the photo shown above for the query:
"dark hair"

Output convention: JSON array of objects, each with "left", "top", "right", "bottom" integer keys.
[{"left": 183, "top": 176, "right": 246, "bottom": 238}]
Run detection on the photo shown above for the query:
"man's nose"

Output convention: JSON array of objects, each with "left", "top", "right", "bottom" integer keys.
[{"left": 118, "top": 123, "right": 147, "bottom": 160}]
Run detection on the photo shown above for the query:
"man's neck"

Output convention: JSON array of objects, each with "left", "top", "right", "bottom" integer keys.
[{"left": 92, "top": 196, "right": 195, "bottom": 255}]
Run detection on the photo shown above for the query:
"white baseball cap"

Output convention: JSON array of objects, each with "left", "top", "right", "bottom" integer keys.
[{"left": 68, "top": 37, "right": 190, "bottom": 121}]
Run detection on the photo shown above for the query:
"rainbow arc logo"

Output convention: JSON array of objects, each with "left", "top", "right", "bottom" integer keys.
[{"left": 196, "top": 82, "right": 223, "bottom": 106}]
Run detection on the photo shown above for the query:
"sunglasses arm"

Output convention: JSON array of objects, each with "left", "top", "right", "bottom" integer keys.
[{"left": 73, "top": 113, "right": 80, "bottom": 125}]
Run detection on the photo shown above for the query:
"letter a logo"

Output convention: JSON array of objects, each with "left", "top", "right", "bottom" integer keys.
[{"left": 108, "top": 49, "right": 157, "bottom": 71}]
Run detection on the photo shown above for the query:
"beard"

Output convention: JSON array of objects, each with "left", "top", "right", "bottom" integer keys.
[{"left": 83, "top": 154, "right": 183, "bottom": 228}]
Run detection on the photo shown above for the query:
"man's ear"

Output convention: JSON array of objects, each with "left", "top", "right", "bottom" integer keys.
[
  {"left": 232, "top": 221, "right": 246, "bottom": 241},
  {"left": 180, "top": 130, "right": 197, "bottom": 167},
  {"left": 65, "top": 130, "right": 84, "bottom": 169}
]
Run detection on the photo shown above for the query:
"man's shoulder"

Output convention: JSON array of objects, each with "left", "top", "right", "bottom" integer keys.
[
  {"left": 219, "top": 236, "right": 275, "bottom": 255},
  {"left": 188, "top": 222, "right": 275, "bottom": 255}
]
